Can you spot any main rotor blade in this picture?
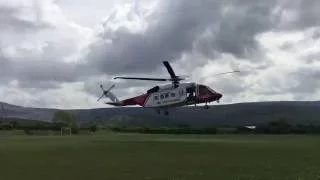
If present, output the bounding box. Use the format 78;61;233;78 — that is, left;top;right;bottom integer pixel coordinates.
114;77;169;81
106;84;115;92
97;94;105;101
100;84;104;91
214;70;240;76
163;61;177;79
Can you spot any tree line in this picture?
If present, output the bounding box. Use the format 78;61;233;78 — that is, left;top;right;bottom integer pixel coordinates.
109;118;320;135
1;113;320;135
0;110;97;135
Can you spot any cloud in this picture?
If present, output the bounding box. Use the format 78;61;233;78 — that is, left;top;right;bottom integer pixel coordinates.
83;0;282;76
82;0;320;87
0;0;92;88
1;0;320;109
0;3;52;33
273;0;320;30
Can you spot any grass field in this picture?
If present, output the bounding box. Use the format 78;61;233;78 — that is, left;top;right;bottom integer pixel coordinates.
1;133;320;180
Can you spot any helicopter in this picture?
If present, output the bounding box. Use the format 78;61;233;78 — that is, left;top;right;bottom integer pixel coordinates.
98;61;239;115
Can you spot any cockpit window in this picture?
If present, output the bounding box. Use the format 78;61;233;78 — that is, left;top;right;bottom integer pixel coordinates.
147;86;160;94
199;84;216;94
207;86;216;93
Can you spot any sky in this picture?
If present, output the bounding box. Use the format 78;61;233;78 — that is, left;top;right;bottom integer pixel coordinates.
0;0;319;109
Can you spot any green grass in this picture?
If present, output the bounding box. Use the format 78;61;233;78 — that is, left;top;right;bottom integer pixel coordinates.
1;133;320;180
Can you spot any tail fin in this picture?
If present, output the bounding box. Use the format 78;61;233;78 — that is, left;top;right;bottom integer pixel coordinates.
105;91;120;103
97;84;120;104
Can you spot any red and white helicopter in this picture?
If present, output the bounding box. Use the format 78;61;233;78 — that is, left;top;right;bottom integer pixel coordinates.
98;61;238;115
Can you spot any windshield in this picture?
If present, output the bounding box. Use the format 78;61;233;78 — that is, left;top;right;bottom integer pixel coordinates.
199;84;216;93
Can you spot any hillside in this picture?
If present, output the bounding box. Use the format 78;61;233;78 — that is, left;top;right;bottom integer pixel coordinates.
1;101;319;128
0;102;57;122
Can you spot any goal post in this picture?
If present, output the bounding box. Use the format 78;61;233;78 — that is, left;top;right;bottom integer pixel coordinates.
60;127;72;136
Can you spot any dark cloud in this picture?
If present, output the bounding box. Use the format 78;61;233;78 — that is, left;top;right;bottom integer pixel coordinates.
78;0;320;102
199;1;278;59
0;59;79;89
0;42;82;89
0;1;87;90
4;0;319;86
85;0;221;75
83;0;297;77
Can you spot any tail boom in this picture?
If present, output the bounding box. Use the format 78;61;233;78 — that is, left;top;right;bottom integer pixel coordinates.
106;94;150;107
105;102;124;106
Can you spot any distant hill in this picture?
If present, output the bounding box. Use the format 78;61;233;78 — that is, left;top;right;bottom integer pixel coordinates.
0;102;57;122
1;101;319;128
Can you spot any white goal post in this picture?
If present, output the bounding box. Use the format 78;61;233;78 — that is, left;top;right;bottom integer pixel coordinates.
60;127;72;136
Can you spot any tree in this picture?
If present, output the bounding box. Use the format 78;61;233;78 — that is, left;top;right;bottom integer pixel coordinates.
267;117;291;134
11;121;18;130
90;124;97;132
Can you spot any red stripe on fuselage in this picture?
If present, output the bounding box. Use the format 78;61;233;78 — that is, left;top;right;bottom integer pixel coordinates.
121;94;150;106
197;85;220;103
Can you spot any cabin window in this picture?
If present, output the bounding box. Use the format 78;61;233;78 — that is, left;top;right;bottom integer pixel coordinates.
170;93;176;97
165;93;169;98
154;95;159;100
160;94;164;99
179;90;184;96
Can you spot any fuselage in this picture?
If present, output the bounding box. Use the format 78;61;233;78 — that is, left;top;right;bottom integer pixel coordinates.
114;82;222;108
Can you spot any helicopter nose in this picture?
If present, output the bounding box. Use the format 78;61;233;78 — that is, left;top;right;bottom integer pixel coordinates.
214;93;222;103
217;93;222;99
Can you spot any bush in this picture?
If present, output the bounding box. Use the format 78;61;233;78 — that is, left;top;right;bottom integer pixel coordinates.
71;126;80;134
90;124;98;132
24;129;34;135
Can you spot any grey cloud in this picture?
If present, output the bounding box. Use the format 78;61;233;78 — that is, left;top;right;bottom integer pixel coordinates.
6;0;313;87
288;68;320;95
0;6;52;33
15;61;78;83
16;81;60;89
274;0;320;30
83;0;291;77
0;1;74;89
201;1;277;59
0;1;87;90
0;59;79;89
305;53;320;64
84;0;222;75
312;29;320;39
215;78;247;95
80;0;320;102
296;1;320;28
1;0;320;108
0;42;82;89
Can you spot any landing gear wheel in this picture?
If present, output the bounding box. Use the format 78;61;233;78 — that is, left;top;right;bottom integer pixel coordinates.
204;103;209;109
164;110;169;116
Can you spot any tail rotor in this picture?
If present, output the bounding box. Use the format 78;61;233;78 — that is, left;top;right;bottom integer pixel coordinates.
97;84;115;102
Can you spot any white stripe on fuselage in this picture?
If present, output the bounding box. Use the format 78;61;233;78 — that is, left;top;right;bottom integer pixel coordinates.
144;82;196;108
